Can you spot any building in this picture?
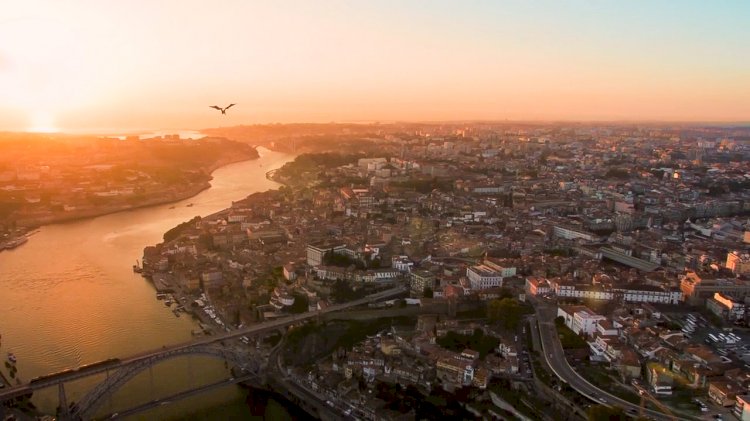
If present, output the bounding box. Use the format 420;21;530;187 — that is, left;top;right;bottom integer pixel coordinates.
555;283;614;300
466;262;515;290
553;279;680;304
572;309;607;336
410;270;435;294
557;305;605;335
707;292;746;321
709;380;741;407
306;242;347;267
436;354;475;385
680;272;750;305
733;395;750;421
553;225;599;242
283;264;297;281
525;276;551;296
618;285;682;305
391;255;414;273
727;251;750;275
467;265;502;290
200;270;223;289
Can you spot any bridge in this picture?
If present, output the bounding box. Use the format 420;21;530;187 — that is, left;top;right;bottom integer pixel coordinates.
0;285;407;420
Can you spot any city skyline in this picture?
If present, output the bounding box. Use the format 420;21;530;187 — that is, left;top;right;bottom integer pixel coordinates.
0;1;748;132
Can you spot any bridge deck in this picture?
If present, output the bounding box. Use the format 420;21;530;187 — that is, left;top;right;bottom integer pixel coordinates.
0;286;407;402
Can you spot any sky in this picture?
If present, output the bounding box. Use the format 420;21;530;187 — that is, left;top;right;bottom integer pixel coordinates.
0;1;748;132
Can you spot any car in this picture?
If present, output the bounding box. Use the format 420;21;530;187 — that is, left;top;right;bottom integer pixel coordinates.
598;398;606;403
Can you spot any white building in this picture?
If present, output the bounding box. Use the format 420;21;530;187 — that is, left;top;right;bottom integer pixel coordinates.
573;309;607;336
557;305;606;336
306;242;347;267
553;225;599;242
553;282;682;305
391;256;414;273
618;286;683;305
555;283;614;300
466;259;516;290
467;265;503;290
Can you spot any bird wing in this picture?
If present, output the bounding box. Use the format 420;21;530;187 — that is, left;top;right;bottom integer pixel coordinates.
209;105;222;110
225;103;236;110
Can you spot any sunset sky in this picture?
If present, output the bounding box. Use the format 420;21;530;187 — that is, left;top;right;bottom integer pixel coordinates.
0;1;748;132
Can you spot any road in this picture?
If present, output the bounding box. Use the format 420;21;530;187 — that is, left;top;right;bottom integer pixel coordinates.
533;301;696;421
0;286;407;402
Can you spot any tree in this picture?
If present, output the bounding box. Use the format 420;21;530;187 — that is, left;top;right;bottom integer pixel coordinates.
487;298;524;330
288;293;309;314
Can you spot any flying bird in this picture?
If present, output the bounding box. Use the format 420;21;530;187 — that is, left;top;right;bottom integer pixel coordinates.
209;103;236;115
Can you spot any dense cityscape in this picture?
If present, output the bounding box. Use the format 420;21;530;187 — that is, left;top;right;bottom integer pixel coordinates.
12;122;739;420
2;1;750;420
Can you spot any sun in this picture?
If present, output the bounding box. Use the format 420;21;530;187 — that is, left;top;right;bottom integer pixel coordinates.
27;111;59;133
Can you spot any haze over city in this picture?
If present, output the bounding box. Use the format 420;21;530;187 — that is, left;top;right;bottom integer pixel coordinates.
1;0;749;132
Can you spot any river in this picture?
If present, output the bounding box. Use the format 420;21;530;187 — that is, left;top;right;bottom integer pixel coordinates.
0;147;294;419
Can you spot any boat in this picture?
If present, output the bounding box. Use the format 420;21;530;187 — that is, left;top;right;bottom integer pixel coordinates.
164;300;173;306
7;352;16;364
168;205;175;209
132;260;143;273
186;203;194;207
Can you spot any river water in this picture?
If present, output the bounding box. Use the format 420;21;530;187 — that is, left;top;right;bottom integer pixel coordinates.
0;147;294;418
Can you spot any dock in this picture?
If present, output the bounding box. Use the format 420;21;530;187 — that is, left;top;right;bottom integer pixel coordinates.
151;273;175;293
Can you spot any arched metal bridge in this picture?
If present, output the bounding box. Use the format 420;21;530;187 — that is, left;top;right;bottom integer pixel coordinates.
0;285;407;420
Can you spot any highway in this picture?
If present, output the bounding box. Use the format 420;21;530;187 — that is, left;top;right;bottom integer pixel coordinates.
533;302;696;421
0;285;407;403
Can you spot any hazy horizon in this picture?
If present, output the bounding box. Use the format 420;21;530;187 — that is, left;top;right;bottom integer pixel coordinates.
1;1;749;132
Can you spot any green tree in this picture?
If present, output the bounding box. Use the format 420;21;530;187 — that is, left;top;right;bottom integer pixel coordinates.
487;298;524;330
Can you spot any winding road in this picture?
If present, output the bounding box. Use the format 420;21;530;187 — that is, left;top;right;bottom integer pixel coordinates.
533;301;696;421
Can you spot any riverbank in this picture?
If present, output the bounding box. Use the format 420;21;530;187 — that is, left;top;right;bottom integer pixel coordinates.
3;152;260;251
0;149;294;418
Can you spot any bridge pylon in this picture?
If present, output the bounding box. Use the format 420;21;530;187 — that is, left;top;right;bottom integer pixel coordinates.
58;383;72;421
